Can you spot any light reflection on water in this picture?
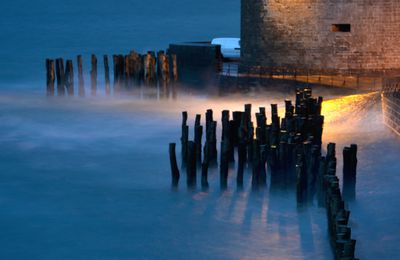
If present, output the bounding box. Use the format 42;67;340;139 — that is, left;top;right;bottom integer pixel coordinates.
0;88;398;259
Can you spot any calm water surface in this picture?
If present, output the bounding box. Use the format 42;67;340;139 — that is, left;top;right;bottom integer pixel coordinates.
0;1;399;259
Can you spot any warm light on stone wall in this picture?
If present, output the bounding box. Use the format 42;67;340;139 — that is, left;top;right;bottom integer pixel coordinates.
241;0;400;73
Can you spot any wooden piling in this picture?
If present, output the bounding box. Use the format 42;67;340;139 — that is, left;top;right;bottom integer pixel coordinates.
90;54;97;96
186;141;197;188
46;59;55;96
205;109;217;164
181;111;189;165
104;55;111;95
65;60;74;96
194;114;203;164
169;143;180;187
77;55;84;96
171;54;178;81
56;58;65;96
343;144;358;201
157;51;164;80
144;52;156;85
124;55;130;87
157;51;171;84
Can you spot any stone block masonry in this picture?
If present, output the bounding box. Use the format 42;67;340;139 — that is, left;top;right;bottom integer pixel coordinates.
241;0;400;74
382;77;400;136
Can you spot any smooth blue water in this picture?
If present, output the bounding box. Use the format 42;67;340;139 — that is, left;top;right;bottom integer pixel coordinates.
0;0;240;88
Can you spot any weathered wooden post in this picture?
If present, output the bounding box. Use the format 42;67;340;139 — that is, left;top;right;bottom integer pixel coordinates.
238;112;248;164
205;109;217;164
157;51;164;80
194;114;203;164
131;51;143;86
119;54;126;87
171;54;178;82
113;55;118;89
244;104;252;123
144;52;151;85
221;110;233;165
157;51;170;84
181;111;189;165
144;52;156;86
210;121;218;163
232;111;242;146
169;143;180;187
186;141;197;188
77;55;85;96
65;60;74;96
56;58;65;96
104;55;111;95
162;54;170;84
113;54;125;91
124;55;130;87
343;144;358;201
90;54;97;96
46;59;55;96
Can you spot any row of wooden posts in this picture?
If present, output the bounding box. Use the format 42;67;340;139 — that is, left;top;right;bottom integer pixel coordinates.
168;88;358;259
45;51;178;96
315;142;358;259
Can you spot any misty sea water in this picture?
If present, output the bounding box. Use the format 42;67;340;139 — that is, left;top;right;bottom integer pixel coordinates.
0;1;399;260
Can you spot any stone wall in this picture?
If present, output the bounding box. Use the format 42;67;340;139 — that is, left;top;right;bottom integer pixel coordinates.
382;77;400;136
241;0;400;73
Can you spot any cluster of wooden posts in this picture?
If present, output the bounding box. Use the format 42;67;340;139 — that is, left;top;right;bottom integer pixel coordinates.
45;51;178;96
168;87;358;259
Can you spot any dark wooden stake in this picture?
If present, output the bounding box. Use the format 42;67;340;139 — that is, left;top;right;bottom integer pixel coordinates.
65;60;74;96
169;143;180;187
181;111;189;165
77;55;84;96
343;144;358;201
56;58;65;96
186;141;197;188
194;114;203;164
171;54;178;81
90;54;97;96
104;55;111;95
46;59;55;96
